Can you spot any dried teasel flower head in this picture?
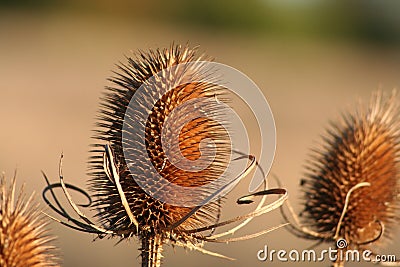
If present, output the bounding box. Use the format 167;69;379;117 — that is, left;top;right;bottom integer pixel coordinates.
42;44;287;267
90;44;232;236
1;174;59;267
296;91;400;257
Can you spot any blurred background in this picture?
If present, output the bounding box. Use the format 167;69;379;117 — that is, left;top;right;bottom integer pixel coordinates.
1;1;400;266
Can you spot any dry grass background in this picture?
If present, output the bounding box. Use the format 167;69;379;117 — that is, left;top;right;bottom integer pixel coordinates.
0;6;400;267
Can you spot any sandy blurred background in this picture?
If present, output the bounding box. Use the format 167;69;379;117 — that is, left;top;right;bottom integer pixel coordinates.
1;1;400;266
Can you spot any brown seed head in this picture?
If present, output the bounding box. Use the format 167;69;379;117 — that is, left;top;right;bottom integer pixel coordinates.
40;44;287;267
300;91;400;249
90;44;231;240
0;175;59;267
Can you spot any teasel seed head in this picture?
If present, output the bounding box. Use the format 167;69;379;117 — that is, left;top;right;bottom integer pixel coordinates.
300;91;400;251
0;175;59;267
89;44;231;263
40;44;287;267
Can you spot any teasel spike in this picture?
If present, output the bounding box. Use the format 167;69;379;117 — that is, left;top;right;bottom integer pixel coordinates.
281;90;400;266
1;173;59;267
42;44;288;267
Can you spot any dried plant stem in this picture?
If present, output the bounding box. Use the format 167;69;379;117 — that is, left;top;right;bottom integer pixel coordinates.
141;235;163;267
333;257;345;267
332;246;346;267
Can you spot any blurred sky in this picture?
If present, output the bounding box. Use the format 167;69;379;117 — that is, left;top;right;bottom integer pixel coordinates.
1;1;400;267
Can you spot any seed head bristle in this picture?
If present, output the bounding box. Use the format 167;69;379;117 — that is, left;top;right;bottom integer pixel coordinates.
300;91;400;250
0;175;59;267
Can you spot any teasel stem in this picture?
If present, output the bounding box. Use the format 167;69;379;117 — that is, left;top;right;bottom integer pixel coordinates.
333;255;345;267
141;234;163;267
332;246;347;267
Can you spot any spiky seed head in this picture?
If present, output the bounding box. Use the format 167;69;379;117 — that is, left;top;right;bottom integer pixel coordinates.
300;91;400;249
90;44;231;239
0;175;59;267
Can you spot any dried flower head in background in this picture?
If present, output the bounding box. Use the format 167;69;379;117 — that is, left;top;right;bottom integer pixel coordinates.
1;174;59;267
43;44;287;267
285;91;400;266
